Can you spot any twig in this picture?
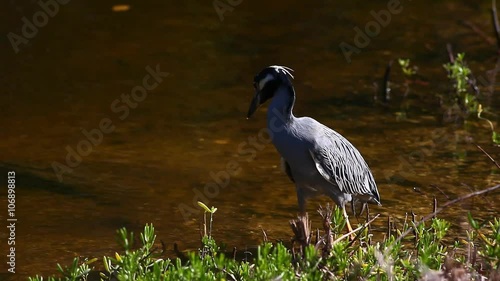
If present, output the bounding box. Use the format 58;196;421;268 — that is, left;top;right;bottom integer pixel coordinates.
290;213;312;255
472;245;478;269
387;215;391;238
411;210;417;244
344;214;381;248
332;214;380;245
461;20;496;46
433;197;437;219
447;43;455;63
492;0;500;51
475;143;500;169
366;207;372;245
461;182;493;205
317;204;333;256
395;184;500;244
366;205;371;235
261;228;268;242
382;60;393;103
160;240;167;255
430;184;451;199
467;71;481;96
467;222;472;264
173;243;188;261
221;268;237;281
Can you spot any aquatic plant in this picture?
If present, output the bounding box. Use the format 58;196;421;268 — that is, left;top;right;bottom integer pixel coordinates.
28;200;500;281
443;53;500;144
443;53;477;115
398;58;417;78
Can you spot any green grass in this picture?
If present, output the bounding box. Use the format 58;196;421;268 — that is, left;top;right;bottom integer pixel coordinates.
29;205;500;281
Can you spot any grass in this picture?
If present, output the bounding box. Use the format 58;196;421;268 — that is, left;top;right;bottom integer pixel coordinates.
28;203;500;281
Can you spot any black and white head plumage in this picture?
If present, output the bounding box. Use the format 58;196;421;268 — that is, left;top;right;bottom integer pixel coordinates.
253;65;294;91
270;65;294;79
246;66;296;118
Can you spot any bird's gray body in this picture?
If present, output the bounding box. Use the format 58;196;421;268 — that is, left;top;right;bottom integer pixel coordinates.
248;66;380;213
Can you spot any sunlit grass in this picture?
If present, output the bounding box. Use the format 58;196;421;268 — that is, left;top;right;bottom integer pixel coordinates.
28;205;500;281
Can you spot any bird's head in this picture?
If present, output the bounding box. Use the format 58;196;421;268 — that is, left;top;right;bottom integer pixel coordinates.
247;65;294;118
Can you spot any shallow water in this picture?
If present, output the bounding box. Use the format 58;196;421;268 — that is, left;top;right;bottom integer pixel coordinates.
1;0;499;279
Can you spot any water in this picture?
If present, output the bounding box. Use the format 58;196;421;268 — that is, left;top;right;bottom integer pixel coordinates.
1;0;499;279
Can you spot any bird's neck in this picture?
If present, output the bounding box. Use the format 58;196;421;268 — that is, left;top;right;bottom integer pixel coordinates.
267;85;296;127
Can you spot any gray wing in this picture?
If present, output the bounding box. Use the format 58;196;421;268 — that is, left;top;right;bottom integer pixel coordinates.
308;127;380;203
280;157;295;183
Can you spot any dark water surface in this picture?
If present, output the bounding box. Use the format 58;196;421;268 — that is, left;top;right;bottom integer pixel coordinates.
1;0;499;279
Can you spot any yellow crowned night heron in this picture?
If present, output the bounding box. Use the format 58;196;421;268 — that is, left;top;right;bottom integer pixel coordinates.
246;65;381;232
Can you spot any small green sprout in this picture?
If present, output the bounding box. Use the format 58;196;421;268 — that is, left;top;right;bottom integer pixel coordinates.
398;58;417;77
197;201;217;214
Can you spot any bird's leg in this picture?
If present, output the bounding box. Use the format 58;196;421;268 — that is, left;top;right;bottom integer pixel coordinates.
342;206;355;238
296;186;306;217
350;199;357;217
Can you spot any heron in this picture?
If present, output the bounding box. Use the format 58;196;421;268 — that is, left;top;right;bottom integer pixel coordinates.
246;65;381;233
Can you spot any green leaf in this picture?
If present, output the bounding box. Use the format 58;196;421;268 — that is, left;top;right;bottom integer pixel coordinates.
197;201;211;213
468;212;479;230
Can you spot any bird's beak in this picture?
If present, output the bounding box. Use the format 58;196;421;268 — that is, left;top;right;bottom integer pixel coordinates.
246;89;261;119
